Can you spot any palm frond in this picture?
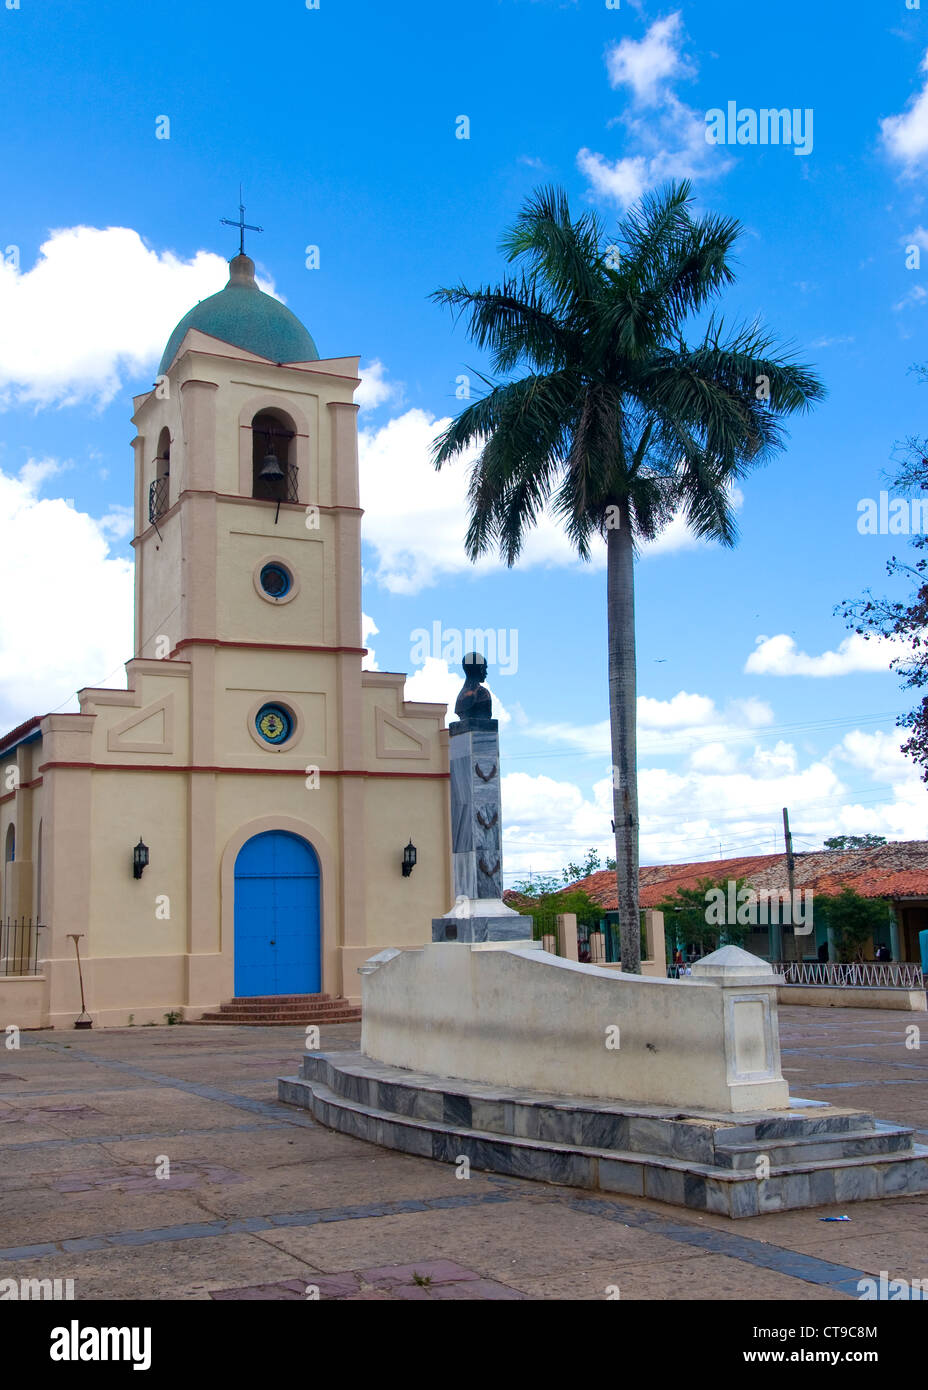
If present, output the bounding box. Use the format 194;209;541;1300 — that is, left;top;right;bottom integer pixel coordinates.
499;184;605;314
430;277;569;375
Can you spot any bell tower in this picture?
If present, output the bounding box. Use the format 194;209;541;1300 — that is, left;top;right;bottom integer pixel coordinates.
131;250;363;664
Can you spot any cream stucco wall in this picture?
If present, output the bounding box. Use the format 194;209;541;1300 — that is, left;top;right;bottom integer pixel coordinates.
0;329;452;1028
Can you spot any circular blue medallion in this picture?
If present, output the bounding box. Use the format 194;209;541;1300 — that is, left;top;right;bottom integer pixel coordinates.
259;562;292;599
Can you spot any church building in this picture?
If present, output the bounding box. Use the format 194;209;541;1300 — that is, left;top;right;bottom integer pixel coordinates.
0;247;451;1028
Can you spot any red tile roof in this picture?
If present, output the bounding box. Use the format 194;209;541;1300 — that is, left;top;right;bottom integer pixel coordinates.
560;842;928;907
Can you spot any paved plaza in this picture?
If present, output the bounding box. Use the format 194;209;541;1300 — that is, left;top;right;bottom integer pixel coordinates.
1;1006;925;1301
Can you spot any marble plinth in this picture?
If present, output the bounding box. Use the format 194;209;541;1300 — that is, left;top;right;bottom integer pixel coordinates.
279;1051;928;1219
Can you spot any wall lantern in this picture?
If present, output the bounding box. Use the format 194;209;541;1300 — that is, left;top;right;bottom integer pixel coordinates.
402;840;417;877
133;838;150;880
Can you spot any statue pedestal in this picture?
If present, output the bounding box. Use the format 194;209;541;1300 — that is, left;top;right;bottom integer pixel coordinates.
431;717;526;943
431;896;528;943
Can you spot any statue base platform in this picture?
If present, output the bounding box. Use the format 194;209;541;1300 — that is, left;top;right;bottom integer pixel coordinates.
280;1051;928;1219
432;895;527;943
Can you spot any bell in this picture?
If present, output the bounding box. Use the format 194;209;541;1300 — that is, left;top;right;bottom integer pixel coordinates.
259;450;284;483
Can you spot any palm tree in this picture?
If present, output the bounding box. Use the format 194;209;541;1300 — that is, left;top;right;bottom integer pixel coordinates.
431;182;825;972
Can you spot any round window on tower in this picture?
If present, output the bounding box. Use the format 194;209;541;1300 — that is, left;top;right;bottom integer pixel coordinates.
255;703;294;746
260;562;291;598
253;556;300;605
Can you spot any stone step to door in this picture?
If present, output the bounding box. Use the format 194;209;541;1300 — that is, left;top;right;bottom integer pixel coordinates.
202;1013;362;1025
217;1001;353;1016
227;994;334;1006
198;996;361;1025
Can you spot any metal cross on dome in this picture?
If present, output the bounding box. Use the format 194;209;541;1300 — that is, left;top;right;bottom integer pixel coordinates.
220;187;263;256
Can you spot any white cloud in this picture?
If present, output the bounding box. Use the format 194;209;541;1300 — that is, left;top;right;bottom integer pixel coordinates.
578;17;729;208
579;97;723;210
577;149;651;209
355;360;403;412
359;408;721;595
0;462;133;731
881;50;928;168
749;740;798;776
638;691;716;729
0;227;279;408
745;632;905;678
689;740;738;774
809;335;854;349
499;720;928;879
894;283;928;312
906;226;928;251
359;408;586;593
502;770;608;880
605;12;691;105
361;613;379;670
526;692;774;761
835;728;912;783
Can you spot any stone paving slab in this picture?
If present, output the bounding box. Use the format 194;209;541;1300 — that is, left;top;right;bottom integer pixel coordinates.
514;1252;854;1301
209;1258;526;1300
0;1006;923;1301
256;1199;703;1277
0;1232;326;1301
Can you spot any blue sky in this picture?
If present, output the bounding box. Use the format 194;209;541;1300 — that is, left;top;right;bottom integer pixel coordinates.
3;0;928;881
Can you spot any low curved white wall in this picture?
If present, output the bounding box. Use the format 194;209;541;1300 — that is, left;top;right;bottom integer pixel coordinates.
360;943;789;1114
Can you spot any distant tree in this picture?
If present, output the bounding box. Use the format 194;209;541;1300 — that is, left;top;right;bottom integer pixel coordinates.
510;849;617;900
822;834;887;851
839;379;928;780
655;876;755;954
562;848;617;882
818;889;888;963
507;874;563;900
506;879;605;923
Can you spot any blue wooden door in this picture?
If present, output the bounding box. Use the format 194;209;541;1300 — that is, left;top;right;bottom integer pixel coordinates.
234;831;321;996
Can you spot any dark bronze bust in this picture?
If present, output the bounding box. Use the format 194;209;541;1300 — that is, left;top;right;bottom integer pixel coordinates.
454;652;493;723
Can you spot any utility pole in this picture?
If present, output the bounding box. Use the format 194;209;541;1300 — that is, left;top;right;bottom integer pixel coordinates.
783;807;797;963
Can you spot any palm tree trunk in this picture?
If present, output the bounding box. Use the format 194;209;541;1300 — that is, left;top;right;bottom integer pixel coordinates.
608;506;641;973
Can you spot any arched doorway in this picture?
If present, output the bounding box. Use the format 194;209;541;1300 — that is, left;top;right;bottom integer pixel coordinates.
233;831;321;996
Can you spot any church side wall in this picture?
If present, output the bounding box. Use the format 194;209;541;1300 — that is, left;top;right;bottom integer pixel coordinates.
0;735;48;1027
360;776;450;949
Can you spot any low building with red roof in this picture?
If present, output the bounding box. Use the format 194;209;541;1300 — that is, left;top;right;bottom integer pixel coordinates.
507;844;928;964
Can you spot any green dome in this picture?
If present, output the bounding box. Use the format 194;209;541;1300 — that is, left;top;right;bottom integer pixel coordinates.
158;254;319;374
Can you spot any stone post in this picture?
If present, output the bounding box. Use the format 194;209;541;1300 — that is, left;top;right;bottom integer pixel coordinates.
643;909;667;975
768;920;784;964
689;946;789;1111
556;913;578;962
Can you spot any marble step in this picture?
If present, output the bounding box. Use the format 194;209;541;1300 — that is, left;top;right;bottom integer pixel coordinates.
277;1064;928;1219
298;1051;882;1167
714;1124;913;1170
